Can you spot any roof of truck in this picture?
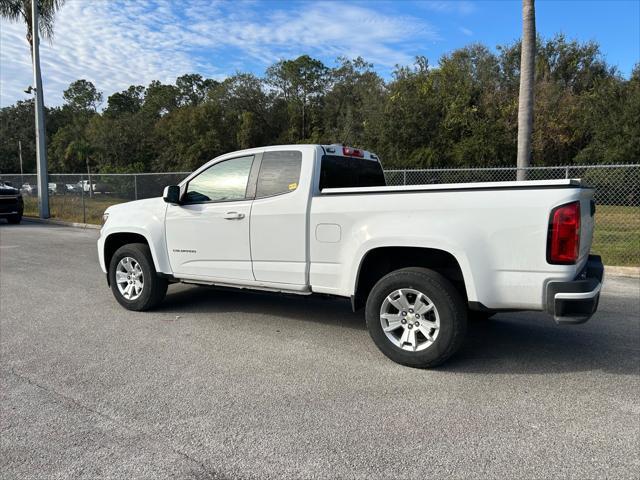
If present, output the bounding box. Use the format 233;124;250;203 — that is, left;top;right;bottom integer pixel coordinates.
208;144;380;163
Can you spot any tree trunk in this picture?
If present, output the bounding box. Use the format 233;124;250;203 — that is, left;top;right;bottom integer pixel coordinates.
31;1;50;218
517;0;536;181
301;96;306;140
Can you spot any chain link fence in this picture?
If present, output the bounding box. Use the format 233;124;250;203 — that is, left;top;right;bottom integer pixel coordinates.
0;172;189;225
1;165;638;266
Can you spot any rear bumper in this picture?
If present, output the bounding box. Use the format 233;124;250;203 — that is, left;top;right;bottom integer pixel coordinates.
545;255;604;324
0;196;23;216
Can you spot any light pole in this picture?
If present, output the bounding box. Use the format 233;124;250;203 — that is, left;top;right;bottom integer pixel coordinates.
31;0;50;218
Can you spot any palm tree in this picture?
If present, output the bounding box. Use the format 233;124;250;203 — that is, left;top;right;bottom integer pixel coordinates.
517;0;536;181
1;0;65;217
0;0;65;49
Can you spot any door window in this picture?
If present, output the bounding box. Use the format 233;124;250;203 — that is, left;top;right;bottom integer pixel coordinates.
256;151;302;198
184;156;254;203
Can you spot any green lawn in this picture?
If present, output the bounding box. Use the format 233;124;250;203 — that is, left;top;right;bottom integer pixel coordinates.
24;197;640;267
592;205;640;267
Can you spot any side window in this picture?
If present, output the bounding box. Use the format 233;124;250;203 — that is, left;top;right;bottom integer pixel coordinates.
185;156;253;203
256;151;302;198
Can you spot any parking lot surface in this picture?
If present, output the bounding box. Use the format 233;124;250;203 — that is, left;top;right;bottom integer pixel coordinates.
1;223;639;479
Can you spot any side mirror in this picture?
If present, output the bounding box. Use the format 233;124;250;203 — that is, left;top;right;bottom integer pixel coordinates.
163;185;181;204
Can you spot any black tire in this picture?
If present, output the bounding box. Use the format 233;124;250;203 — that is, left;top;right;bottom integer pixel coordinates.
109;243;167;311
7;213;22;224
365;267;467;368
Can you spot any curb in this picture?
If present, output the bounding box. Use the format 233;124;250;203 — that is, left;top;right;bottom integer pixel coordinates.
24;216;101;230
605;266;640;279
20;217;640;278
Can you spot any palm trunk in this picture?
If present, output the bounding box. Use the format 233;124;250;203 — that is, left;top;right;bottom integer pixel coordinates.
517;0;536;181
31;1;50;217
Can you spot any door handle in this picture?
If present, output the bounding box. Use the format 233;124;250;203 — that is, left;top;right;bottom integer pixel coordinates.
224;211;245;220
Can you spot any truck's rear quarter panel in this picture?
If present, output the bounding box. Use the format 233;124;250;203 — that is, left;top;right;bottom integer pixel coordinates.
310;184;594;311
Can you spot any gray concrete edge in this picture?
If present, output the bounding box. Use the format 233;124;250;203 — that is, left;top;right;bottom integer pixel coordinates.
24;216;101;230
605;266;640;279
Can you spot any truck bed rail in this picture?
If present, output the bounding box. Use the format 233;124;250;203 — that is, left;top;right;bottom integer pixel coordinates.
321;178;585;195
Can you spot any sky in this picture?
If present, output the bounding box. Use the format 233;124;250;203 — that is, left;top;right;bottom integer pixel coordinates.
1;0;639;107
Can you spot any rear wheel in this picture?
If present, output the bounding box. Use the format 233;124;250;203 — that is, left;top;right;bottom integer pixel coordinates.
109;243;167;311
365;267;467;368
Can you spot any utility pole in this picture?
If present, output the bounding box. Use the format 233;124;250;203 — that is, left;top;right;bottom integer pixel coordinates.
18;140;24;185
32;0;50;218
86;158;93;198
517;0;536;181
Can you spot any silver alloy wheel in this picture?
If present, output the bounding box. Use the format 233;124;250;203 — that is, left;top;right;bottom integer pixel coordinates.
380;288;440;352
115;256;144;301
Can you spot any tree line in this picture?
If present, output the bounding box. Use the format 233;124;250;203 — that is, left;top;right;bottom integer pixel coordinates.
1;35;638;174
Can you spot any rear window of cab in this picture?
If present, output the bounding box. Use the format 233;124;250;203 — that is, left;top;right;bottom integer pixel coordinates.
319;155;386;190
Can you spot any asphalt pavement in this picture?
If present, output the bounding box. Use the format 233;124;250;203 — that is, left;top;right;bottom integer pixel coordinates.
1;222;639;479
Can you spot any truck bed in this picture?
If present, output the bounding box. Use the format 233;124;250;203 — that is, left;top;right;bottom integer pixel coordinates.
311;177;595;310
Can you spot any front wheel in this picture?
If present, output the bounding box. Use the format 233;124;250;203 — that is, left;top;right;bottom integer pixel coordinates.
109;243;167;311
365;267;467;368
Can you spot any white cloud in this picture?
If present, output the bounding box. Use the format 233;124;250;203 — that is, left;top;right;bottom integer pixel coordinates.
0;0;439;107
459;27;473;37
419;1;476;15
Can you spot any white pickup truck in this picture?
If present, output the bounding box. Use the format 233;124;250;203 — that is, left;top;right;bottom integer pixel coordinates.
98;145;603;367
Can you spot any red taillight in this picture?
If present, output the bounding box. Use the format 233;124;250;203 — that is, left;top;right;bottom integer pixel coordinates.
547;201;581;264
343;146;364;158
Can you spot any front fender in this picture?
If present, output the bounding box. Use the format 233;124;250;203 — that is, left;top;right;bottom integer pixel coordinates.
98;198;171;274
